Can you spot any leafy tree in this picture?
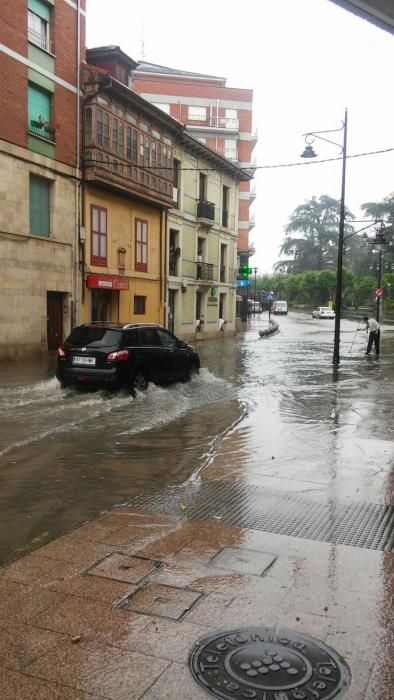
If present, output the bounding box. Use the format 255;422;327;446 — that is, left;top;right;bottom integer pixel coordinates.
361;193;394;224
275;195;355;273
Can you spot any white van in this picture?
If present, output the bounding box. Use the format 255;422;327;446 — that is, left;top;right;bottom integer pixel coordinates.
272;301;288;315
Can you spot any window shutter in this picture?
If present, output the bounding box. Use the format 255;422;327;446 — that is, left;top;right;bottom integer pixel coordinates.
30;176;50;237
28;0;51;22
28;84;50;123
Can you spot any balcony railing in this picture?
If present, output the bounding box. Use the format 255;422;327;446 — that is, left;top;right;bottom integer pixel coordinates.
196;261;215;281
28;27;52;53
209;117;239;130
28;122;56;143
197;199;215;221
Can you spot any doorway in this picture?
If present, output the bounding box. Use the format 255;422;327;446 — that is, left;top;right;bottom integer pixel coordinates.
168;289;176;333
47;292;64;350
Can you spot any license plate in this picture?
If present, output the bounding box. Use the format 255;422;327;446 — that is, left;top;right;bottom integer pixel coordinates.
73;356;96;366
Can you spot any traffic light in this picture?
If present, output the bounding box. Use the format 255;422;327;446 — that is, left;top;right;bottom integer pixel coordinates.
239;264;252;278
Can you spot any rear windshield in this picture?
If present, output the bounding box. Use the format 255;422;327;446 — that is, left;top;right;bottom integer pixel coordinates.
66;327;121;347
321;308;332;312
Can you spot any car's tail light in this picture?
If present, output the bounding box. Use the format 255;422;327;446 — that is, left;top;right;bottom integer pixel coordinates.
107;349;129;362
57;347;66;358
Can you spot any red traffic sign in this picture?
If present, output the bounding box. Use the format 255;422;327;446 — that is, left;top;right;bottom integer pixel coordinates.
375;288;384;298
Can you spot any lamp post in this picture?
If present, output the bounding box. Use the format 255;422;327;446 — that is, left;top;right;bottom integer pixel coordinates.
301;109;348;365
253;267;258;314
368;223;387;322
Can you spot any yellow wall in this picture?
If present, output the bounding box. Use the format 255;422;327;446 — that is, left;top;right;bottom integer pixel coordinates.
82;186;164;325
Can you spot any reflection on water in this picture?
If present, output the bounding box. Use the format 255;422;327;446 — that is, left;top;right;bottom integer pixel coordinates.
0;313;393;564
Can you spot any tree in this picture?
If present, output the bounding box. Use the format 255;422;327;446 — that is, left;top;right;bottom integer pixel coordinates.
361;192;394;224
275;195;355;274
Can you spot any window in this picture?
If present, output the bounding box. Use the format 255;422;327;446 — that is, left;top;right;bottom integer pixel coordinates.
156;328;178;348
225;139;237;161
91;205;107;266
84;108;93;147
132;129;138;163
144;136;150;166
188;106;207;121
96;109;103;146
138;328;160;345
152;103;170;115
28;83;52;136
112;119;118;154
222;185;229;227
199;172;207;200
134;296;146;314
103;113;109;150
29;175;50;237
28;1;51;53
225;108;238;129
126;127;132;161
135;219;148;272
118;123;124;158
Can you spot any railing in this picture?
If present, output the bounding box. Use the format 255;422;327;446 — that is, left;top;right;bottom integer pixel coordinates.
197;199;215;221
196;261;215;281
209;117;239;130
28;122;56;142
28;27;52;53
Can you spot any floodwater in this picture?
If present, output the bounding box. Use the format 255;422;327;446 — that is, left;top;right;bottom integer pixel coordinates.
0;312;393;564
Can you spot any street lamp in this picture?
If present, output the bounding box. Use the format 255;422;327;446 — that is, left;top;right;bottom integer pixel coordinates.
253;267;258;314
368;222;387;322
301;109;348;365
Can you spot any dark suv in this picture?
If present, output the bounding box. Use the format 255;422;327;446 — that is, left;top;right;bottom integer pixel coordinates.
56;323;200;392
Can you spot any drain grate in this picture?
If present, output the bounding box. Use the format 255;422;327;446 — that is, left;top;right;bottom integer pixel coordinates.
129;480;394;552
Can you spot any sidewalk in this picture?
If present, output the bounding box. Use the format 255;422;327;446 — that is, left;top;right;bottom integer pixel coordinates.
0;494;392;699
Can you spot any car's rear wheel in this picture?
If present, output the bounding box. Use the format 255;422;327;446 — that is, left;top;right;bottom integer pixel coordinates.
131;370;149;393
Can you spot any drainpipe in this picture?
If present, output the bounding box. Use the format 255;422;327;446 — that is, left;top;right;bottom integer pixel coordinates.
161;208;168;327
72;0;81;329
216;99;219;151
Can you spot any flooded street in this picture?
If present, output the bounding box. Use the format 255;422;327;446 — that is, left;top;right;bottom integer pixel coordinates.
0;312;393;565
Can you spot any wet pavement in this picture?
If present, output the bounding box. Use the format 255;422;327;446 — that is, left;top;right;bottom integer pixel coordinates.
0;312;393;698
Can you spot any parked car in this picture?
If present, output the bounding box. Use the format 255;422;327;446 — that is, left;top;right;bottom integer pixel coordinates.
312;307;335;319
272;301;288;315
56;323;200;392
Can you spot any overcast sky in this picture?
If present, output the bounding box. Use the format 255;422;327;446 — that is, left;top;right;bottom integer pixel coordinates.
86;0;394;273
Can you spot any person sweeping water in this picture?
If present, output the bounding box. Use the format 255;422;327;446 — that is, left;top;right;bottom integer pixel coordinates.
362;316;380;356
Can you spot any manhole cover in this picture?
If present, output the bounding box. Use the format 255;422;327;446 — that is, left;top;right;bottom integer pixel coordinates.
189;626;350;699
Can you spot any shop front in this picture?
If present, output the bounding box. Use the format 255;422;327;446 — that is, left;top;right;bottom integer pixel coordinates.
86;275;129;323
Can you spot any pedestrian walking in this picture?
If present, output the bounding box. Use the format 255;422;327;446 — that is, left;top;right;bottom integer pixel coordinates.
362;316;380;356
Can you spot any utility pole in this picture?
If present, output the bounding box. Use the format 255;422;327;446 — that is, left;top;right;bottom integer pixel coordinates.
253;267;258;315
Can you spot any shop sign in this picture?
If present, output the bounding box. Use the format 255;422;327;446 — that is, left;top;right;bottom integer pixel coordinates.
86;274;129;291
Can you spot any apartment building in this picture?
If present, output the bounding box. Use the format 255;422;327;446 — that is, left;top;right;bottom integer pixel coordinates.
82;47;250;338
81;47;184;327
167;132;251;339
132;63;257;268
0;0;85;358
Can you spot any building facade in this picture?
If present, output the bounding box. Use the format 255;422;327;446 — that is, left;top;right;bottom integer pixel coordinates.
131;63;257;268
81;48;183;328
167;133;250;339
82;47;250;339
0;0;85;358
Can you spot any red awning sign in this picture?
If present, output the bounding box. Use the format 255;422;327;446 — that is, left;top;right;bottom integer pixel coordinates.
86;274;129;291
375;288;383;298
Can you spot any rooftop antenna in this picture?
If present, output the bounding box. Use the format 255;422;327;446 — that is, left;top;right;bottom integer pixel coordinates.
140;17;145;62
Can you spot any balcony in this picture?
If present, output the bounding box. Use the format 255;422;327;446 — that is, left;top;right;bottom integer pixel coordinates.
197;199;215;222
249;215;256;230
28;121;56;143
209;116;239;131
196;261;215;282
28;27;52;54
250;186;256;202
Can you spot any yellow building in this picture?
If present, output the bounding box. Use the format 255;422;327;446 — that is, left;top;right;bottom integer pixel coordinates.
81;48;183;326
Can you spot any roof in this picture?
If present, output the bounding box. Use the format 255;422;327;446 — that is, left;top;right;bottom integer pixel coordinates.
86;46;139;70
329;1;394;34
134;61;225;82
